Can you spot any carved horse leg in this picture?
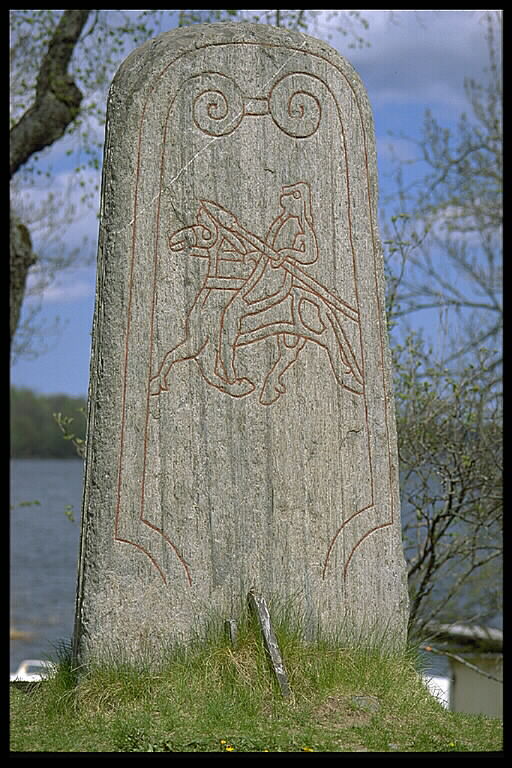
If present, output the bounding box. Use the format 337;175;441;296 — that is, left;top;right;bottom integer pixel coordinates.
150;333;254;398
196;339;255;397
260;334;307;405
150;288;255;398
253;289;365;401
218;293;248;384
149;337;200;395
149;288;212;395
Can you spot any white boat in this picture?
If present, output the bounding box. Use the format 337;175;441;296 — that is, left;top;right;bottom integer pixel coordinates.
10;659;57;683
422;674;450;708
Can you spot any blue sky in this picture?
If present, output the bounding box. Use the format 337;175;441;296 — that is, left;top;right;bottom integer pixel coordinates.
10;10;497;397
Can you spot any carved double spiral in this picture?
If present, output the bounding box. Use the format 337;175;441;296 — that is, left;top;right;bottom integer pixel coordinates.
183;71;326;139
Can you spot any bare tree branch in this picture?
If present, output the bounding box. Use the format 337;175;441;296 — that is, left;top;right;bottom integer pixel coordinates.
421;644;502;683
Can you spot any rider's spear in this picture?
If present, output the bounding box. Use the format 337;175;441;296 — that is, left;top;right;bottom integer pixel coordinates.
199;199;359;325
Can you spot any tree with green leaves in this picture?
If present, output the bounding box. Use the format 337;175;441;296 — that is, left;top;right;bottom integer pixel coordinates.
393;336;502;634
383;11;502;633
10;10;166;358
10;387;87;459
383;12;502;402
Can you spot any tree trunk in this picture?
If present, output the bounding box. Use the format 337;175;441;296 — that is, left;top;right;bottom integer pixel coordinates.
10;10;91;347
10;214;37;344
10;10;91;178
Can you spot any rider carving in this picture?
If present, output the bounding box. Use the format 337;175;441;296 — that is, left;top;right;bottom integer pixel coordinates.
218;181;318;388
149;181;363;405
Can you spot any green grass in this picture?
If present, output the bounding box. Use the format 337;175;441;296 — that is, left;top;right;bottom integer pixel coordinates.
10;611;503;753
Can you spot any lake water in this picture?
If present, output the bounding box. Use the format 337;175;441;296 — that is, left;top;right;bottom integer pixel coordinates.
10;459;83;674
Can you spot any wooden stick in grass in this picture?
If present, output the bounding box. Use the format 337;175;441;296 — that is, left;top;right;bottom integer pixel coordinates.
247;589;291;699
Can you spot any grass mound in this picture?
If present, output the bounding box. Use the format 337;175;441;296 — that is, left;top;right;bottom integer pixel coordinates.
10;610;503;752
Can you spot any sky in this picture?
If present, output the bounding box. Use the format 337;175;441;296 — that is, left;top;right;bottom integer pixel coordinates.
10;10;499;397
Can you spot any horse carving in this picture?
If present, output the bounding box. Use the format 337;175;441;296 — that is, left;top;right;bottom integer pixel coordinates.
150;182;364;405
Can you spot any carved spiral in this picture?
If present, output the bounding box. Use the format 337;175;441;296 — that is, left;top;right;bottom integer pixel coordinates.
269;73;323;138
190;73;244;137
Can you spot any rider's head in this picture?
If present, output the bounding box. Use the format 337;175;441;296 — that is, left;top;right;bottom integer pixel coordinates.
279;182;312;224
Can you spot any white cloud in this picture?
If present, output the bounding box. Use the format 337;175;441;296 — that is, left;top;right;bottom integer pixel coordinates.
337;10;498;112
41;277;96;303
25;265;97;305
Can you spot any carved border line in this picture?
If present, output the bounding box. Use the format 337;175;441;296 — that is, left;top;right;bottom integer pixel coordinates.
150;69;372;579
115;38;396;586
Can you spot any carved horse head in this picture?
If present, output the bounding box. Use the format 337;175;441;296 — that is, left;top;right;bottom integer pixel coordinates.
168;207;220;257
168;204;248;259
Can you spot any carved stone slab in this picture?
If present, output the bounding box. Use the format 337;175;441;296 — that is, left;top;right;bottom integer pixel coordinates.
73;22;409;665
